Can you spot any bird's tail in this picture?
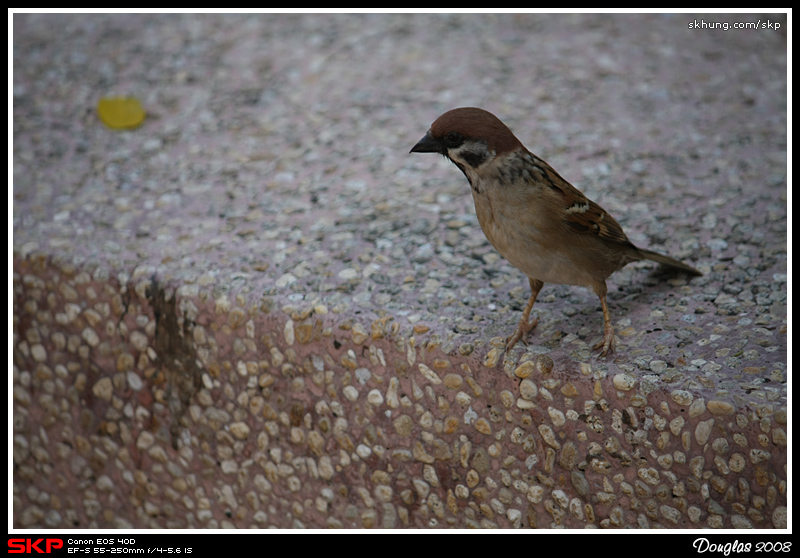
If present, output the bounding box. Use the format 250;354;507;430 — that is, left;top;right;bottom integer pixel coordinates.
639;249;702;276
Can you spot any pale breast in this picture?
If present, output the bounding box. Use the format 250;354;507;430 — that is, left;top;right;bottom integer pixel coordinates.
469;179;609;288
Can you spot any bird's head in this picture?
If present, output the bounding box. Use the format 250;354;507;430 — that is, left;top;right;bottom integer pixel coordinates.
410;107;524;173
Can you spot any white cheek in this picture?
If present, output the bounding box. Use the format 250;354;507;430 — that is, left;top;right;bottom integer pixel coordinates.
448;143;495;169
447;145;469;163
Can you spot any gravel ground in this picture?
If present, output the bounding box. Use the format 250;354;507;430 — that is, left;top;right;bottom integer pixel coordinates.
12;13;787;529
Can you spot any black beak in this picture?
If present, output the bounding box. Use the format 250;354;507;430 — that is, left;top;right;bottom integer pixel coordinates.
410;131;444;154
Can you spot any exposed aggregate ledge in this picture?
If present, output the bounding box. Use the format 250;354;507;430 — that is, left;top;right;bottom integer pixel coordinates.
12;13;787;529
12;252;788;529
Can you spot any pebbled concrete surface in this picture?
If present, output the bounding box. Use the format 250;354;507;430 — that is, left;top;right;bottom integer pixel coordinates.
12;13;787;529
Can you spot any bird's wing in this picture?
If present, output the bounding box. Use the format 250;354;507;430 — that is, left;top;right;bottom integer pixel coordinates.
530;153;633;246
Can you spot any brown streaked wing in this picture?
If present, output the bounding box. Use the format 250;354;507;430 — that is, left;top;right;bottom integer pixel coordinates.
540;162;633;246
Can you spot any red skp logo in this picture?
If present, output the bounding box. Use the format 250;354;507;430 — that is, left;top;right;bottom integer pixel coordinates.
8;539;64;553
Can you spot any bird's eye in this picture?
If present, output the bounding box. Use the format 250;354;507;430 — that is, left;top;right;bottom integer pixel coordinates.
444;132;463;147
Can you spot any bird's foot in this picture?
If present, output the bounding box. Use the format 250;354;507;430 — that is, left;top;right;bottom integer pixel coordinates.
593;322;615;357
505;316;539;351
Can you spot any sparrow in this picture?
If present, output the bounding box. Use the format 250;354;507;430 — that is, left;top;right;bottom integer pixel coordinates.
410;107;701;356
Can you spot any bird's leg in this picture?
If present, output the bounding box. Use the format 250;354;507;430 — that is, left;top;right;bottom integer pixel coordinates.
506;278;544;351
591;281;615;356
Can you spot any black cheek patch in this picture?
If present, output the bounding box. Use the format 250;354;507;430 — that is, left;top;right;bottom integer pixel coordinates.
461;149;490;169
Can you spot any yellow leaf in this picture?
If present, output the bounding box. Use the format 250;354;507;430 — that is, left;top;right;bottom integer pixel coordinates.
97;97;146;130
